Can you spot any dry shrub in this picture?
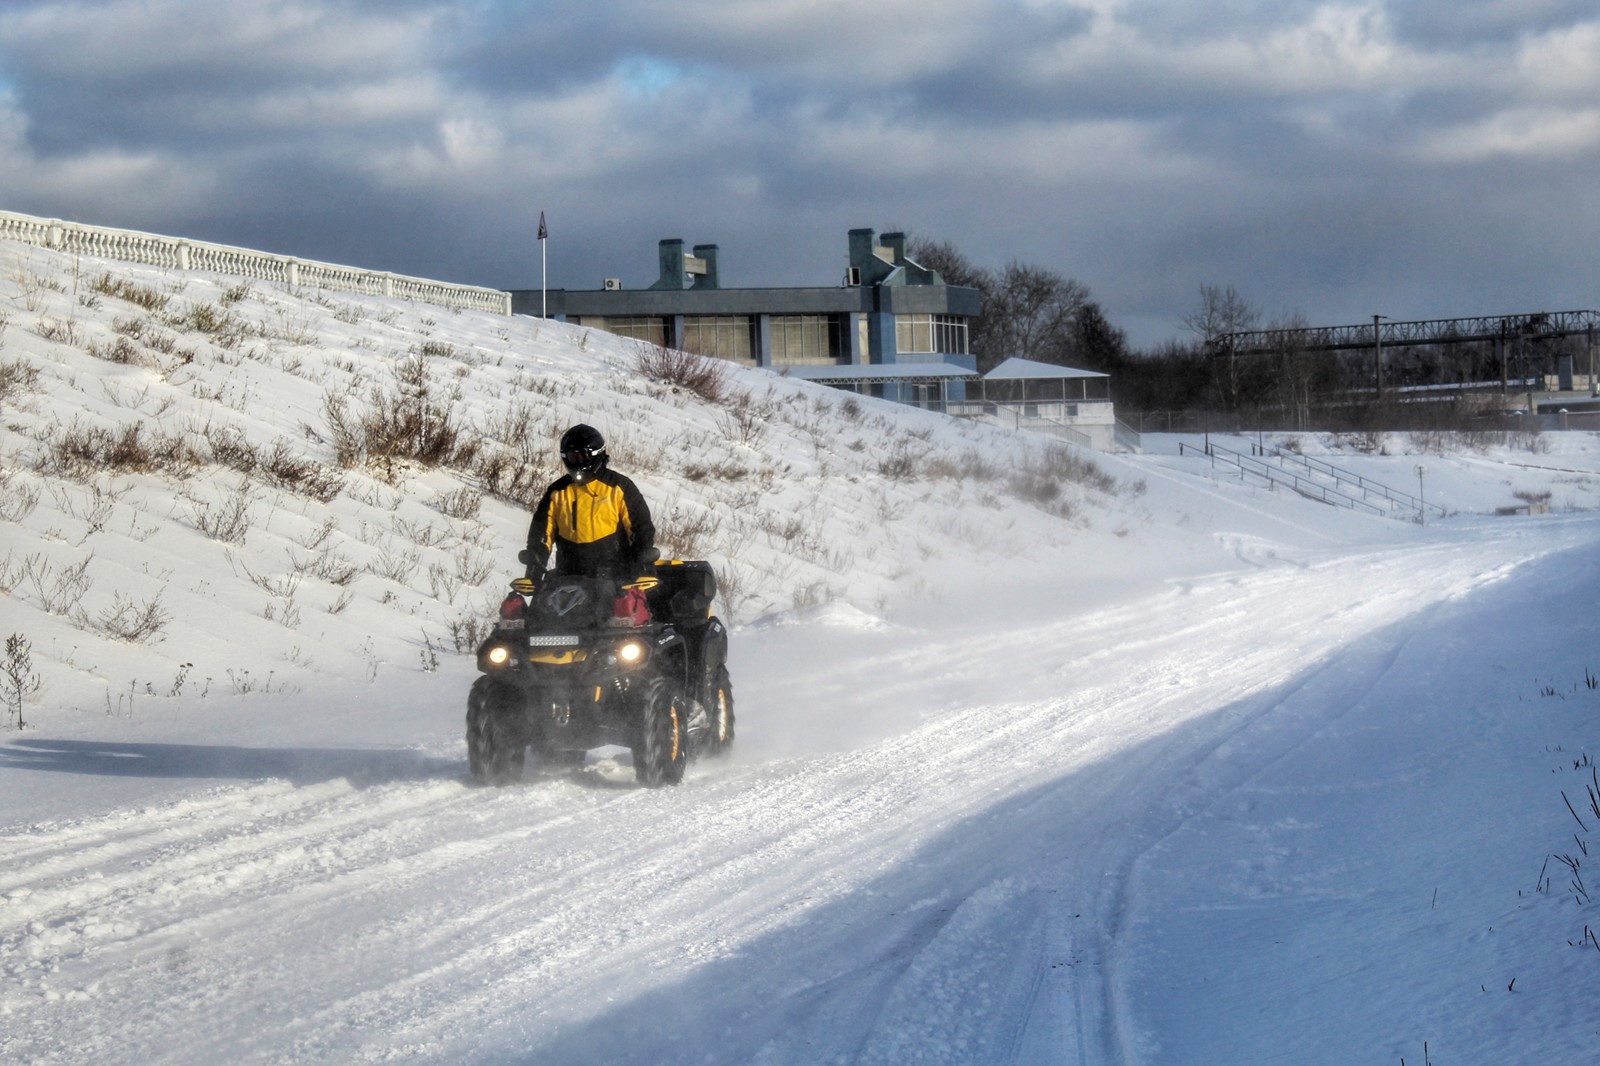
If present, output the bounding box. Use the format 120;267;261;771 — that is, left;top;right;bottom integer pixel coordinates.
165;301;247;348
480;400;550;445
924;449;1002;482
635;343;730;404
717;394;768;445
448;612;493;653
188;481;255;543
1451;428;1504;452
317;358;470;473
98;591;171;644
188;422;345;499
208;426;259;473
0;357;41;403
0;469;42;523
1026;445;1117;494
144;329;180;356
318;390;364;467
35;316;81;346
1512;430;1551;454
39;421;204;479
657;506;722;559
1006;445;1116;516
91;272;170;312
364;357;467;466
433;486;482;521
86;335;142;364
258;440;343;502
878;445;920;482
473;448;548;507
682;460;751;482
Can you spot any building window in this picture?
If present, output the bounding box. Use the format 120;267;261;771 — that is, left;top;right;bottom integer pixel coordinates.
895;314;968;355
682;316;755;364
770;315;843;364
573;315;667;347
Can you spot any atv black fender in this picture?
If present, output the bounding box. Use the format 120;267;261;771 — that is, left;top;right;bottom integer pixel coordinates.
693;617;728;702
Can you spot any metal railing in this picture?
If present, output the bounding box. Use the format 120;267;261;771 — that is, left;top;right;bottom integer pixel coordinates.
1178;441;1395;517
1113;418;1143;453
1265;448;1445;516
949;401;1094;446
0;209;513;315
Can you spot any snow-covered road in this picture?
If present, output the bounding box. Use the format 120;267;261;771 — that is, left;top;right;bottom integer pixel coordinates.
6;514;1584;1065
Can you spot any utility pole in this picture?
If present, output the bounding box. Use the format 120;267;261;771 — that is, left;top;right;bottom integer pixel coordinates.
537;211;548;319
1589;324;1596;397
1373;314;1386;401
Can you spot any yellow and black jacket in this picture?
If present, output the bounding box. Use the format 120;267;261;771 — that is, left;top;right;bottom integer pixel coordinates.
526;468;655;578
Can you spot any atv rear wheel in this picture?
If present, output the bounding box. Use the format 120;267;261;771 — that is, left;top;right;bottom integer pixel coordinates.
467;677;525;786
706;664;735;757
633;677;687;787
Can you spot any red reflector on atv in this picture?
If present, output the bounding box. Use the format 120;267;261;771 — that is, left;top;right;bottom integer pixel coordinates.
611;587;651;627
499;593;527;621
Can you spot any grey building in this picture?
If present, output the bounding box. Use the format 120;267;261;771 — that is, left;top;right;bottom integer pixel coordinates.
509;228;981;409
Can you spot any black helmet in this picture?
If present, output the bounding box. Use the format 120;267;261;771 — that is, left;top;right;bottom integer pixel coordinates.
559;424;607;483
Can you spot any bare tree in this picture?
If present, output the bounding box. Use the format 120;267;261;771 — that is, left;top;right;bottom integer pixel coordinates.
905;235;1114;373
1262;311;1315;429
903;237;989;293
1184;284;1264;413
1182;283;1260;346
1071;301;1129;373
985;262;1090;369
905;235;999;368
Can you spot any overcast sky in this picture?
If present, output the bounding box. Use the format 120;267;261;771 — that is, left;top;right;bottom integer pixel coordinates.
2;0;1596;348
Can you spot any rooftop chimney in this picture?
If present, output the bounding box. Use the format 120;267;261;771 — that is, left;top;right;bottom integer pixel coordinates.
650;238;686;290
848;228;894;286
881;232;907;265
690;244;720;289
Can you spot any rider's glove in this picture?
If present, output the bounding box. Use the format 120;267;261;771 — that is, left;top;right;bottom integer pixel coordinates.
518;548;544;582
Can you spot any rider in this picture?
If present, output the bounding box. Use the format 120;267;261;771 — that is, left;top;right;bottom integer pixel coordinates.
523;424;657;581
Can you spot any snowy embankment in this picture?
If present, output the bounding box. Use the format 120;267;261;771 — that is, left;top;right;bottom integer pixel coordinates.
3;239;1599;1063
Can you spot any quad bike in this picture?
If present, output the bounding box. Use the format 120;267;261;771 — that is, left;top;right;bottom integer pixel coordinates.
466;560;733;787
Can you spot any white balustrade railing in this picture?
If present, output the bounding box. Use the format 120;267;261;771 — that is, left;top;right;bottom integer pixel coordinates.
0;208;512;315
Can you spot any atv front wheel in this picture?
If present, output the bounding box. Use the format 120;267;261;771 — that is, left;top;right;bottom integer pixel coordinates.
706;665;735;757
633;677;687;787
467;677;526;786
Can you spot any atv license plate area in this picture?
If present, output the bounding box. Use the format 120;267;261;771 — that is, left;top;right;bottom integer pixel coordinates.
527;634;581;648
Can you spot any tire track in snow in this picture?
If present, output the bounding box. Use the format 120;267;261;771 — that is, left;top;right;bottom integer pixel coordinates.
740;529;1555;1065
1;771;661;1016
0;520;1581;1064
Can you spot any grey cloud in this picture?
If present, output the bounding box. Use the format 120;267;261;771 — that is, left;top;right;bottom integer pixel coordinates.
0;0;1595;350
1;0;446;154
1390;0;1599;46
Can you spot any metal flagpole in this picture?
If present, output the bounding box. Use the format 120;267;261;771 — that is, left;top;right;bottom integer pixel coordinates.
537;211;548;319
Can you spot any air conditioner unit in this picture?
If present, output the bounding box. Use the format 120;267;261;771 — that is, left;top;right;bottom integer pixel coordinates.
603;278;622;291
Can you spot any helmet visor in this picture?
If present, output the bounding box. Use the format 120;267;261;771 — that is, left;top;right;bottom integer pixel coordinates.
562;445;601;471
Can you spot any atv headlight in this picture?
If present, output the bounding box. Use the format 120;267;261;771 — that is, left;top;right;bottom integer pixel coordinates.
616;640;647;666
486;645;512;667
